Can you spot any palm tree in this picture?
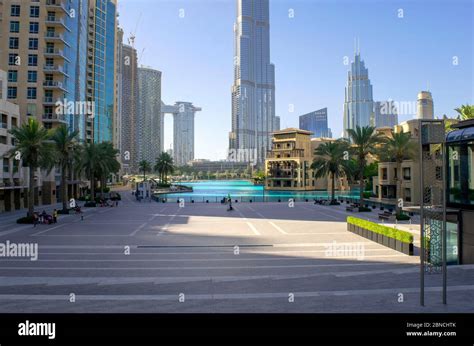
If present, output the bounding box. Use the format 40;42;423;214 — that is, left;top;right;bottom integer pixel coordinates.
81;142;120;202
50;125;79;213
347;126;385;210
82;142;103;202
454;104;474;120
383;131;418;214
154;152;174;184
138;160;151;182
8;118;55;217
311;141;352;204
96;142;120;197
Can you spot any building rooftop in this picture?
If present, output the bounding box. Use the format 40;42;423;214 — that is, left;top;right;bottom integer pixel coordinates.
273;128;313;136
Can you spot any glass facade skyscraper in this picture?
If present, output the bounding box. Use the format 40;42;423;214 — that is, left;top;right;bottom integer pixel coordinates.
299;108;331;138
229;0;278;164
343;51;374;138
86;0;117;143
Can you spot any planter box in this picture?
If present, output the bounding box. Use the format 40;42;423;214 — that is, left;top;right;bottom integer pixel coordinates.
346;223;413;256
382;235;389;247
395;240;403;252
377;233;384;244
388;237;396;250
401;242;414;256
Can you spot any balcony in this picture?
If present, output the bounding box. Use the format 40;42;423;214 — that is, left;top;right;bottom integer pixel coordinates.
45;32;70;47
43;80;68;92
45;0;68;14
45;17;71;31
42;113;68;124
44;48;70;62
43;64;69;77
266;149;305;159
43;97;58;105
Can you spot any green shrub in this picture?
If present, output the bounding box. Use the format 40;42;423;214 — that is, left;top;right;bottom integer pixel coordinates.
396;213;410;221
347;216;413;244
358;206;372;212
84;201;97;207
17;216;35;224
363;191;372;199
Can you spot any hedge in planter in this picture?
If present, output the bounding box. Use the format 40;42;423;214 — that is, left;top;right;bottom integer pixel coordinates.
347;216;414;255
347;216;413;244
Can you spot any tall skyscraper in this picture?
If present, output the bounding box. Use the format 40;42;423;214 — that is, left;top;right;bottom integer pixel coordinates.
343;50;374;138
120;44;139;174
229;0;277;164
86;0;117;143
137;67;162;167
162;102;201;167
374;101;399;128
299;107;331;138
417;91;434;119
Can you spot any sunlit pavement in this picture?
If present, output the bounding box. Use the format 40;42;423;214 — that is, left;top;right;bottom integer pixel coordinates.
0;192;473;313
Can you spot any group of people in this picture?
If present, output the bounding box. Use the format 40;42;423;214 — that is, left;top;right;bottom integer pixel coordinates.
33;209;58;227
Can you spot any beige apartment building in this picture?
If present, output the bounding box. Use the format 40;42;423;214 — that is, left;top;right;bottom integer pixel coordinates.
0;0;84;205
265;128;348;191
372;119;422;206
0;70;28;212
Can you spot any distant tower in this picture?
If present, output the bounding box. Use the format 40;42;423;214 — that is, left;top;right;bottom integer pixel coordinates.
417;91;434;119
343;47;374;138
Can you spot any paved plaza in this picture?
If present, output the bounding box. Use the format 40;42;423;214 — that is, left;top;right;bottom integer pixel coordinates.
0;191;473;313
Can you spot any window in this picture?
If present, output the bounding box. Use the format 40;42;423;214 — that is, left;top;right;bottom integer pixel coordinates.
27;104;37;117
11;5;21;17
28;54;38;66
404;188;411;202
29;22;39;34
394;168;398;179
8;54;19;66
27;71;37;83
1;114;7;129
7;87;17;99
0;136;7;145
3;159;9;173
10;21;20;33
9;37;19;49
8;70;18;83
27;87;37;100
30;6;40;18
382;168;388;180
403;167;411;180
28;38;38;50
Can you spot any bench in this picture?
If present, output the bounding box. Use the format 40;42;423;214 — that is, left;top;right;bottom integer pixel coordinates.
346;203;359;212
378;210;395;221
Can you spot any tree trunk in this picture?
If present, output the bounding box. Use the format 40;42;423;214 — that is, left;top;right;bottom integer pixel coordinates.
28;166;36;218
331;172;336;203
61;163;68;212
396;160;402;215
90;170;95;202
359;159;365;210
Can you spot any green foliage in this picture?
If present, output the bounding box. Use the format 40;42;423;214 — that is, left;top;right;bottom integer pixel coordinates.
312;140;352;201
454;104;474;120
154;152;175;184
347;126;386;203
396;213;411;221
347;216;413;244
8;117;56;217
252;170;266;183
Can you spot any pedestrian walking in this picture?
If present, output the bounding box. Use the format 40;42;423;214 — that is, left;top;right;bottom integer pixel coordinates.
53;209;58;224
33;212;38;227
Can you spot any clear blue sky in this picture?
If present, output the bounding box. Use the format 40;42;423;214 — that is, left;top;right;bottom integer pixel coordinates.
118;0;473;160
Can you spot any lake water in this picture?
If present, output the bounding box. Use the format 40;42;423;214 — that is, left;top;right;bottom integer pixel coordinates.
162;180;359;202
